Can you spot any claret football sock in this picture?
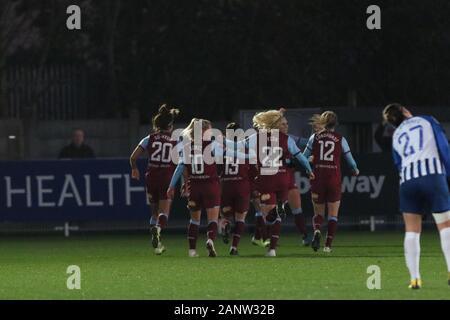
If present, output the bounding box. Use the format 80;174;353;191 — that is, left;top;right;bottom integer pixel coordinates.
269;219;281;250
265;225;272;240
232;220;245;249
207;220;218;241
266;209;278;241
157;213;168;229
188;219;200;250
292;207;307;237
325;216;338;248
266;210;281;250
312;214;324;232
254;214;265;240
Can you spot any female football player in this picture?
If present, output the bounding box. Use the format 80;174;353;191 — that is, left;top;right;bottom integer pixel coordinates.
303;111;359;253
167;118;241;257
250;109;314;257
278;108;312;246
129;105;180;255
220;122;258;255
251;183;270;248
383;103;450;289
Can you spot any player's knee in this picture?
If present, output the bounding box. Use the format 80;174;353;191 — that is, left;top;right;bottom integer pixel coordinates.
433;211;450;225
222;206;232;213
187;201;197;210
311;193;320;203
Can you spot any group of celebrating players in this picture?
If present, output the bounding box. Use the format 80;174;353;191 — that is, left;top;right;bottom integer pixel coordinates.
130;105;359;258
130;103;450;289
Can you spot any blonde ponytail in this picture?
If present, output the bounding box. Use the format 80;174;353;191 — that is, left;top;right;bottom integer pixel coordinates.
310;111;338;131
252;110;284;130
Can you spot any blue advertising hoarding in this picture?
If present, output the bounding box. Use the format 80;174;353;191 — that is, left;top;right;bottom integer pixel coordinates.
0;154;400;223
0;159;150;221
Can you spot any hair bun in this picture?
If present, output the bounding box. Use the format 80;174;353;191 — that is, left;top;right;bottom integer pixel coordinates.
226;122;240;130
158;104;170;114
159;104;180;118
170;108;180;117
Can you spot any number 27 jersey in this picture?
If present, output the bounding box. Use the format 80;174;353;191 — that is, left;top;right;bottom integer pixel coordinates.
392;116;448;184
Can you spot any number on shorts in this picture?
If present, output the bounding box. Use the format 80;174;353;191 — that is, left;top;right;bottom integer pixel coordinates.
319;140;335;162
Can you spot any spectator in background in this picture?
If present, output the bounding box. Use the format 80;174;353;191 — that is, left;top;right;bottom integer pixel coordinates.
374;122;395;152
58;128;95;159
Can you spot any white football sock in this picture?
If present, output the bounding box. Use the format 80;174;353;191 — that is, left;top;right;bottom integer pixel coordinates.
404;232;421;280
439;227;450;272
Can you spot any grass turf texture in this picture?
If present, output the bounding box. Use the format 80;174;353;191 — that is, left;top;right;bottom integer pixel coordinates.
0;231;449;300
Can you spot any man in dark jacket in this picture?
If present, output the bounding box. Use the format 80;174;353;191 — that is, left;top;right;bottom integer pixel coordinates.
58;128;95;159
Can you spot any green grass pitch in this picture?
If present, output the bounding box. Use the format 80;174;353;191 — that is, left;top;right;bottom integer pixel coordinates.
0;231;449;299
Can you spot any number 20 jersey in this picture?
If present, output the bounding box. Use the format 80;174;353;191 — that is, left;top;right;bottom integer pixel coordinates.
140;132;177;176
139;132;177;203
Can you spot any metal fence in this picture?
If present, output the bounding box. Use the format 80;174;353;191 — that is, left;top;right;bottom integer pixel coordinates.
5;65;87;120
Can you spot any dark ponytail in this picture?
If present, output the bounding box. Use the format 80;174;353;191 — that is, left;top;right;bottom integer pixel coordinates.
226;122;240;130
152;104;180;132
383;103;405;127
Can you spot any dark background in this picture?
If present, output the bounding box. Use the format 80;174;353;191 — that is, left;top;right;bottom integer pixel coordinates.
2;0;450;122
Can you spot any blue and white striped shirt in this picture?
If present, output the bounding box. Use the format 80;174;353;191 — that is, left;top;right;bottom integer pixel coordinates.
392;116;450;184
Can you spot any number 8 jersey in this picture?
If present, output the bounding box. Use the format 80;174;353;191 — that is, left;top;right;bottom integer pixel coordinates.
392;116;450;184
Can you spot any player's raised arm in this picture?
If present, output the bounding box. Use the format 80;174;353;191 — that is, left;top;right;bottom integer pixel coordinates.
288;136;314;178
214;139;255;161
341;137;359;176
224;138;250;155
129;136;148;180
297;137;309;151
